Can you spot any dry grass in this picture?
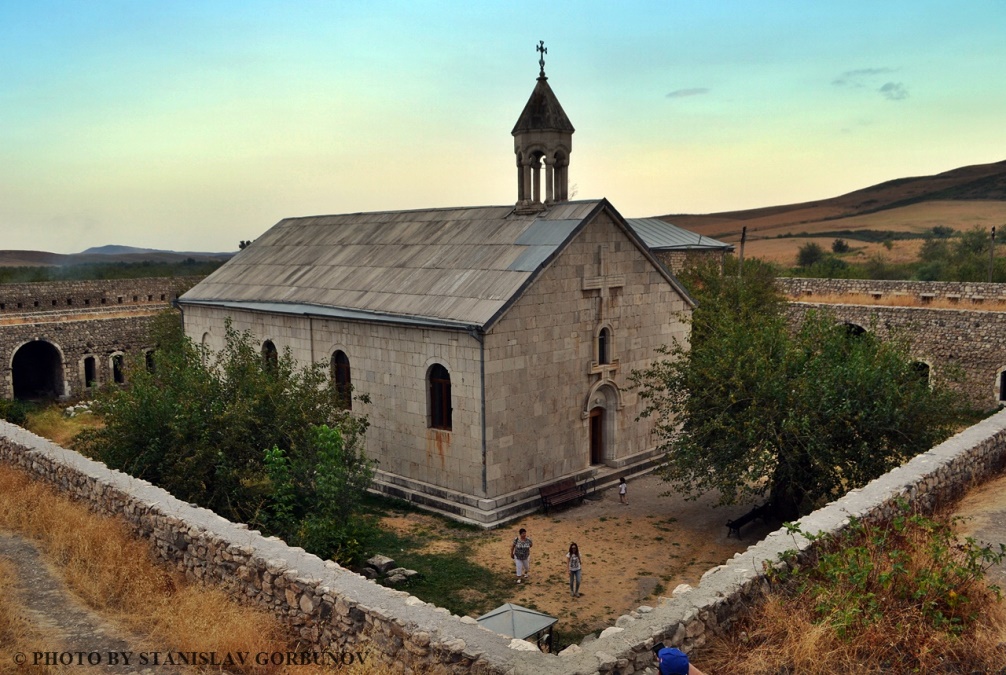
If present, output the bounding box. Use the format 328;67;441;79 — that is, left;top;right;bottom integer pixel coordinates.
0;559;64;674
24;408;103;448
697;510;1006;674
790;291;1006;311
0;464;386;674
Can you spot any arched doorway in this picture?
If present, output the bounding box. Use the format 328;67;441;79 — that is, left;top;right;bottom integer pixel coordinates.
11;340;64;399
589;408;605;465
585;383;619;466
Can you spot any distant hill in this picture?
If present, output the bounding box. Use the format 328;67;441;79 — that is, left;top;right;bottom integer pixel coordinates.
0;246;234;268
660;159;1006;265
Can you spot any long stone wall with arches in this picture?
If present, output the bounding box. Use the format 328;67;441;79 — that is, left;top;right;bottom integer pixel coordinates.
0;278;200;401
780;278;1006;409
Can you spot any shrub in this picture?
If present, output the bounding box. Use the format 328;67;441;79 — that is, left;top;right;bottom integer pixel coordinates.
700;505;1006;673
76;313;372;562
831;239;850;254
797;242;825;267
0;399;30;426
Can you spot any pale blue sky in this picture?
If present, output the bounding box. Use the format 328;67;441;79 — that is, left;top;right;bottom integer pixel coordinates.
3;1;1005;253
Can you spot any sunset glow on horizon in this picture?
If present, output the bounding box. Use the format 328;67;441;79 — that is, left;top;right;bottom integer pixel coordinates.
3;1;1006;253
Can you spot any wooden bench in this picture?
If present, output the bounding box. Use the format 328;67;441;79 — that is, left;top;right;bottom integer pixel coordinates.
539;478;586;514
726;503;770;539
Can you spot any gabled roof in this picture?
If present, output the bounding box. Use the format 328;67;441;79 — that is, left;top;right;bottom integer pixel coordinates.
512;76;575;135
626;218;735;252
180;199;693;331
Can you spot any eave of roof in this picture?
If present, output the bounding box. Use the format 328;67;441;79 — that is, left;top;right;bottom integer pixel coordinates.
177;298;483;332
625;218;735;252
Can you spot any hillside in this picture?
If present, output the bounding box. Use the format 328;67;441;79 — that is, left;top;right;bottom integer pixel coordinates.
0;247;233;268
660;159;1006;265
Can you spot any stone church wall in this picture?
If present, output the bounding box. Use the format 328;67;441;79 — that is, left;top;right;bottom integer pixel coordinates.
483;212;690;500
182;305;485;499
3;405;1005;674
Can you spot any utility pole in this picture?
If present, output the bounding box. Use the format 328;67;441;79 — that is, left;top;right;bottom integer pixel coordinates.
991;226;997;283
738;226;747;279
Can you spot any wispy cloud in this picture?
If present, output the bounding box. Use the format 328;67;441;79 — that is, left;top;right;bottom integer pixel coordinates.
666;87;709;99
832;67;896;87
879;82;909;101
832;68;908;101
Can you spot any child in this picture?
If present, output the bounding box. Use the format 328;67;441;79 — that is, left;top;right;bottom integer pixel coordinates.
566;542;582;598
619;477;628;505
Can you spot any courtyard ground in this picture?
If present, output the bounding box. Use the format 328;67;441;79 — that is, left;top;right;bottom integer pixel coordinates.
378;473;772;644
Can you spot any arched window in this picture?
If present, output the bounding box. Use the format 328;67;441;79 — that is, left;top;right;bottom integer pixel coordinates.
844;322;866;337
332;350;352;410
262;340;278;373
84;356;97;388
911;361;930;385
428;364;452;430
111;354;125;384
144;349;155;373
598;327;610;365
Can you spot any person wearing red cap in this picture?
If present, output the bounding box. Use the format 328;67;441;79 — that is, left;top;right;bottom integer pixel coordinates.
656;646;707;675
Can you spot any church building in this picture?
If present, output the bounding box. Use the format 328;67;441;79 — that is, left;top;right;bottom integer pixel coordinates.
179;50;694;526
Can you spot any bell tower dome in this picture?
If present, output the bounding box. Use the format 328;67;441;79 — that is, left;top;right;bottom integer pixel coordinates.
512;42;575;214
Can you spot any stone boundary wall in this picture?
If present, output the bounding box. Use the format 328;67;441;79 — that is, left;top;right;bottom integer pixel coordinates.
2;410;1006;674
0;277;202;315
777;277;1006;304
782;301;1006;408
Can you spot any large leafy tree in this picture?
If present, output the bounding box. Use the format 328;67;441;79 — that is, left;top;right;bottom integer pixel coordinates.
633;260;966;519
76;313;373;561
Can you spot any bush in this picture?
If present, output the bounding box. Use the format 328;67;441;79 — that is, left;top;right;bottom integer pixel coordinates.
76;313;373;562
261;425;375;565
0;399;30;426
797;242;825;267
831;239;850;254
701;505;1006;672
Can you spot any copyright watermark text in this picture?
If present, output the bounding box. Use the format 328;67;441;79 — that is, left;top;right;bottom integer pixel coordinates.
12;650;368;668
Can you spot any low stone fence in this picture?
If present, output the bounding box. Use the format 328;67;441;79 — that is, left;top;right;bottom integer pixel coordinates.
2;410;1006;674
777;277;1006;304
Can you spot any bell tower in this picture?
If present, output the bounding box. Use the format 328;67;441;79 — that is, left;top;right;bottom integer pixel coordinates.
512;42;575;214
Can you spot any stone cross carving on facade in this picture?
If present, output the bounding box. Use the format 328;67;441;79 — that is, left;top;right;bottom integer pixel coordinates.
582;245;625;322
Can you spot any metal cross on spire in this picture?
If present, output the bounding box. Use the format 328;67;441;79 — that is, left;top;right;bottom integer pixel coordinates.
537;40;547;78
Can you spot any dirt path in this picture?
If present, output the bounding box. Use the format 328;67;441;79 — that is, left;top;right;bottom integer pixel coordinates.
952;473;1006;586
0;532;190;674
383;473;773;641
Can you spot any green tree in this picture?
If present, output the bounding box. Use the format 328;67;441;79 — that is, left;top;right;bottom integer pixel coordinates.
76;313;371;544
797;242;825;267
831;239;850;254
262;425;374;563
632;260;965;519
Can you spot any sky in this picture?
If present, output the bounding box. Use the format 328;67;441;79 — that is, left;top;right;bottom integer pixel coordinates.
3;1;1006;254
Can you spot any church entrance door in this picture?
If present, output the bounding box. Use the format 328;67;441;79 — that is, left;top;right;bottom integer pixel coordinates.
589;407;604;465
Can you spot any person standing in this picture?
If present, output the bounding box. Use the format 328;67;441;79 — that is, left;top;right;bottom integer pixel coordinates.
510;528;532;583
619;477;628;505
566;542;582;598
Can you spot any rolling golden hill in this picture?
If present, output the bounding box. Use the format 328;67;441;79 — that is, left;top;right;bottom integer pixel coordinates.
660;160;1006;265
